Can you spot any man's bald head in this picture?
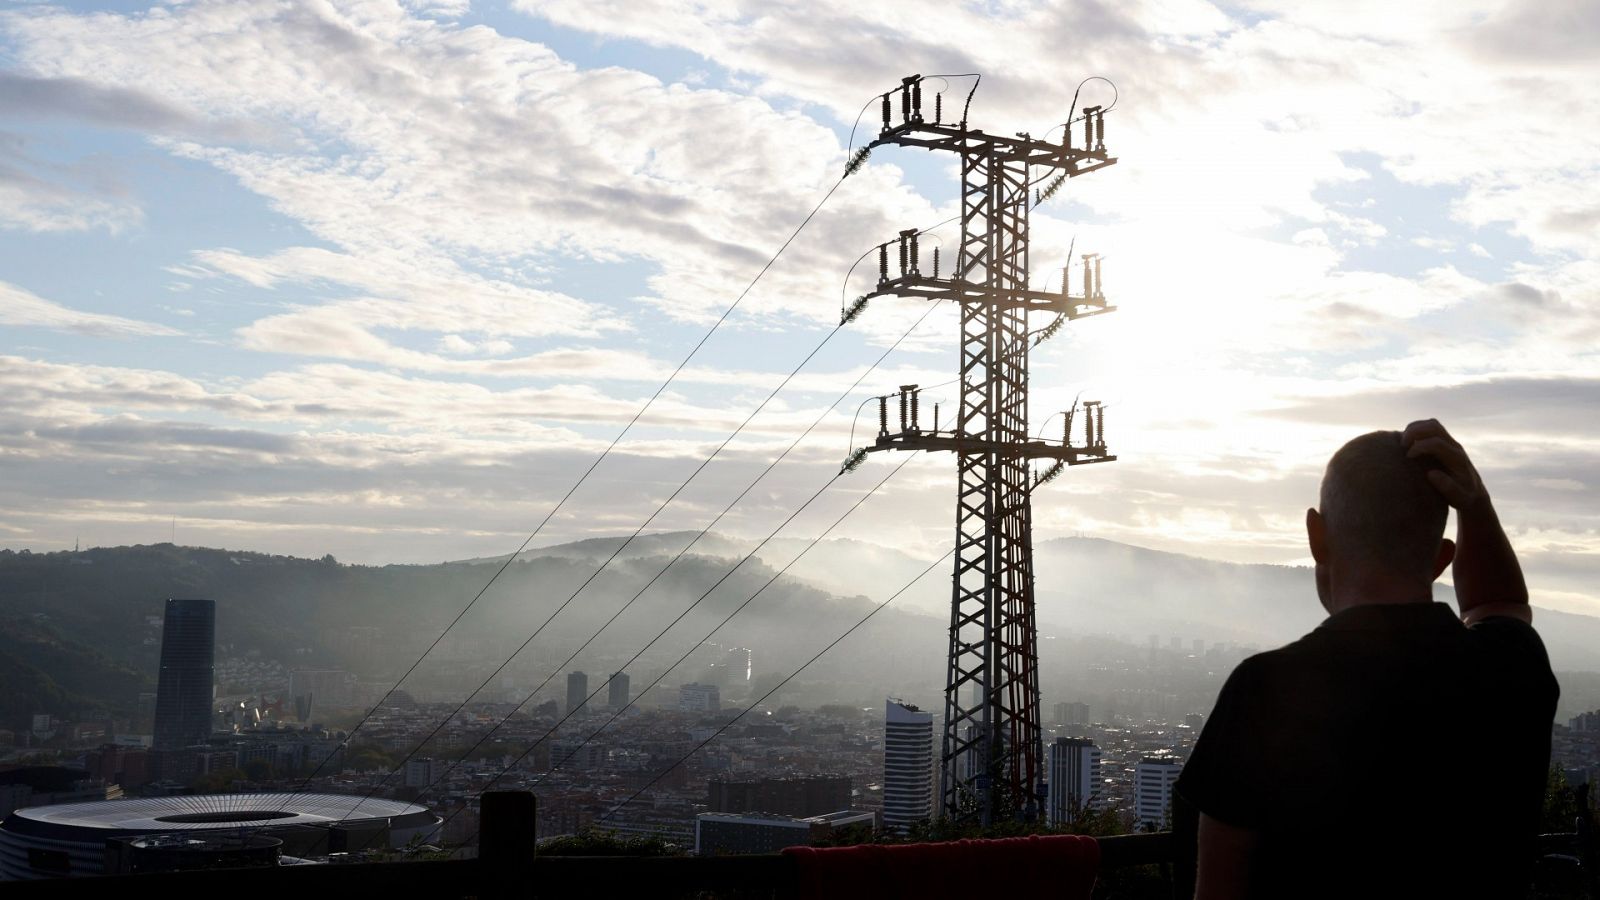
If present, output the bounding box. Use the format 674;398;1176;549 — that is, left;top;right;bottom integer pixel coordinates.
1319;430;1449;579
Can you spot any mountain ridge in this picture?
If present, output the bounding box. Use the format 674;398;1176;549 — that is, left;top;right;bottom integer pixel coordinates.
4;536;1597;729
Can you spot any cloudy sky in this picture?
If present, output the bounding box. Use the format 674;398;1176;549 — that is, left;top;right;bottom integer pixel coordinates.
1;0;1596;612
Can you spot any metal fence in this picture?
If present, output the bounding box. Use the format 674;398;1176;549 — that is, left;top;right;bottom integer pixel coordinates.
4;791;1181;899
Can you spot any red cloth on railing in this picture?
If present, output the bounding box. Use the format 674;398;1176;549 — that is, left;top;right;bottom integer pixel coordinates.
781;834;1100;900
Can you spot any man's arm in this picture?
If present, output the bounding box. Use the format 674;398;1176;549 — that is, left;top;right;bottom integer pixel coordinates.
1194;813;1259;900
1402;419;1530;624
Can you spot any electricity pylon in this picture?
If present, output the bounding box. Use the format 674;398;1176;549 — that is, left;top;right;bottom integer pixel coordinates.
858;74;1117;825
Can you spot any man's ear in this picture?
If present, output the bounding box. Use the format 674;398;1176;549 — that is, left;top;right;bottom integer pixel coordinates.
1306;507;1327;564
1431;538;1456;582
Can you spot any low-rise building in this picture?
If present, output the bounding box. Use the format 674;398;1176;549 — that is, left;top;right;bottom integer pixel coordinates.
695;810;876;856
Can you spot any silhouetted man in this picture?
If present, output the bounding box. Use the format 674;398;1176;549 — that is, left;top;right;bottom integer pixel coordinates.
1178;420;1559;899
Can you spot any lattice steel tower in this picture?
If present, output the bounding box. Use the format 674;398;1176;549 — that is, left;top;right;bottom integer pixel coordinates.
858;74;1117;825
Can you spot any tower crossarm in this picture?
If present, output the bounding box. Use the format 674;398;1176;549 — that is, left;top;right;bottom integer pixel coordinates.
864;432;1113;461
871;123;1117;174
862;385;1114;464
868;431;1115;464
864;275;1114;318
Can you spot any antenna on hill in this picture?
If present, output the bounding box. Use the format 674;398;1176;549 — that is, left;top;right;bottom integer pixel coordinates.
854;74;1119;826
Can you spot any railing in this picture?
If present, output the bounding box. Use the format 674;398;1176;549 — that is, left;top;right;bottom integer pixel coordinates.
4;791;1182;899
11;788;1594;899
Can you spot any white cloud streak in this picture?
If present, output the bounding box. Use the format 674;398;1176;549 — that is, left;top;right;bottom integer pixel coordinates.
0;281;179;337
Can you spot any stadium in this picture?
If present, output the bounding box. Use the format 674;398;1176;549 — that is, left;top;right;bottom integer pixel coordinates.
0;793;440;880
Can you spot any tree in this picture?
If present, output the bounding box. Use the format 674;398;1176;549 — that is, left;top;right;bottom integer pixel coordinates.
346;743;396;773
1541;765;1594;834
539;826;683;857
1058;798;1129;838
190;767;246;793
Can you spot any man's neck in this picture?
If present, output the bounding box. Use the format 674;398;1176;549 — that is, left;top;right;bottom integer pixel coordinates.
1324;573;1434;616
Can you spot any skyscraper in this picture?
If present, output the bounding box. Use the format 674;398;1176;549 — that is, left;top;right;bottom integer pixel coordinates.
679;683;721;712
607;671;630;710
1054;701;1091;727
1047;737;1101;825
883;699;933;832
566;671;588;716
960;723;1010;783
722;647;751;683
153;598;215;751
1134;755;1183;829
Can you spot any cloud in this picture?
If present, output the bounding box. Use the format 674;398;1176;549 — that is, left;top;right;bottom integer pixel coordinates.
0;132;142;233
2;0;938;340
194;245;623;343
0;353;899;453
516;0;1600;264
0;350;884;563
0;0;1595;617
1265;376;1600;453
34;417;301;455
0;281;179;337
1493;281;1565;311
1463;0;1600;67
0;72;206;134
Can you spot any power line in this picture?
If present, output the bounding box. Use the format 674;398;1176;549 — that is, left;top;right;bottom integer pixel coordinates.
260;172;853;816
435;449;923;844
425;463;850;824
518;451;921;787
341;313;846;813
350;211;955;815
516;451;918;789
596;546;953;823
401;302;946;804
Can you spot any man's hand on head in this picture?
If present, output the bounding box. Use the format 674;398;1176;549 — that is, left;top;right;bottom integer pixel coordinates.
1403;418;1530;617
1402;419;1486;511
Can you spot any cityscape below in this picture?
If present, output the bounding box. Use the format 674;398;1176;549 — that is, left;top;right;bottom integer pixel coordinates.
3;564;1599;881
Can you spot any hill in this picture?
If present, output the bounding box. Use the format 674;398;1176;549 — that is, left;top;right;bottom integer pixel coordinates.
2;536;1597;731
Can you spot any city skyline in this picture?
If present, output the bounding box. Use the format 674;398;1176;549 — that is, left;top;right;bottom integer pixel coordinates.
4;560;1596;877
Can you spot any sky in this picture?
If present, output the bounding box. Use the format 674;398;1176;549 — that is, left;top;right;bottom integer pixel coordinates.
0;0;1597;614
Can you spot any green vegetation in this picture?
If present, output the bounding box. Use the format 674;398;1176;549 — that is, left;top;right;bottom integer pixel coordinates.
1542;765;1598;834
1536;767;1598;899
345;743;399;773
188;767;246;793
0;616;148;730
538;825;685;857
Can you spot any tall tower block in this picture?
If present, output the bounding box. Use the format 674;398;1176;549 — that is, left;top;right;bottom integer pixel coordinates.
883;698;934;832
153;598;215;750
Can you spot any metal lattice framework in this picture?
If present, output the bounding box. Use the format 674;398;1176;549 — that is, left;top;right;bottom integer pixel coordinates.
861;75;1118;825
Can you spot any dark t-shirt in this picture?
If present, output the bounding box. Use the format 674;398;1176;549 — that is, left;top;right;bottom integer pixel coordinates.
1177;602;1559;899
